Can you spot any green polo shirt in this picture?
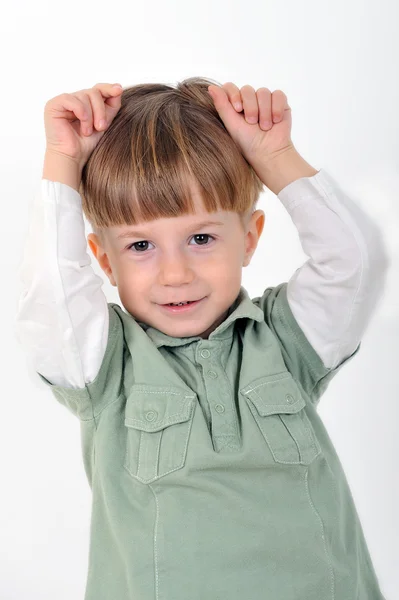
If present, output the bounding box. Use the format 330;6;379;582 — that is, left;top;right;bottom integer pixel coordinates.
38;281;386;600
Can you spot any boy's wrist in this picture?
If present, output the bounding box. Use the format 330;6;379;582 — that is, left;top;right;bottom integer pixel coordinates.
42;150;83;193
252;146;319;195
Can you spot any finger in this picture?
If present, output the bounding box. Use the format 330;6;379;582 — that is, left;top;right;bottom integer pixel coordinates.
76;84;123;135
92;82;123;106
92;82;123;126
79;88;109;133
53;93;92;137
256;88;273;130
207;85;243;131
91;82;123;98
240;85;258;124
220;82;243;112
271;90;288;123
74;91;96;136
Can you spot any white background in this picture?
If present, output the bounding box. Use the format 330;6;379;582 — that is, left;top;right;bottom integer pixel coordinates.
2;0;398;598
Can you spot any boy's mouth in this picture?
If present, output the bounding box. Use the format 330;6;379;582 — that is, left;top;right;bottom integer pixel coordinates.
161;297;204;306
159;297;206;313
165;300;196;306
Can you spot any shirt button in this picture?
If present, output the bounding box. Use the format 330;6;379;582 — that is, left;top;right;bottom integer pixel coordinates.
208;370;218;379
215;404;225;413
145;410;158;421
200;349;211;359
286;394;295;404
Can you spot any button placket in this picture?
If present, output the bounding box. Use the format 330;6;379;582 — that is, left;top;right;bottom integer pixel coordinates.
197;343;240;453
198;347;218;381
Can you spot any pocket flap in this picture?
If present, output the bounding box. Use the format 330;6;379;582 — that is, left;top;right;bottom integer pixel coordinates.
240;372;306;416
124;384;196;432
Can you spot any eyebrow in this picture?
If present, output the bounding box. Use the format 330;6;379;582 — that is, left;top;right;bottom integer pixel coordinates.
116;220;225;240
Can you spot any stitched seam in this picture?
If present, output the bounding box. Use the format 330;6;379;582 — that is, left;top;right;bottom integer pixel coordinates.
251;387;295;411
148;484;160;600
125;394;195;427
304;468;335;599
248;407;300;464
124;402;195;484
224;371;241;444
245;374;291;393
137;430;143;478
126;406;193;428
129;390;195;398
244;377;302;412
132;390;181;395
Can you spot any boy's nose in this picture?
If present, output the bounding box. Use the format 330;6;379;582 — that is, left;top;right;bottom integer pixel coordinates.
158;255;195;286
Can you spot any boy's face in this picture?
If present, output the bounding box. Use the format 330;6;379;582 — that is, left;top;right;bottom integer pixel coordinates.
87;179;265;340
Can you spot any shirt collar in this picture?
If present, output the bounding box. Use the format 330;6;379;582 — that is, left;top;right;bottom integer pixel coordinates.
138;285;264;349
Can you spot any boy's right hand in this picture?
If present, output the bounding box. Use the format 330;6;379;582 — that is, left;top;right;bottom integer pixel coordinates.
44;83;123;172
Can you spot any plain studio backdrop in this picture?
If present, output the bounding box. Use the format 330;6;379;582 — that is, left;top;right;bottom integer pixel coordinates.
1;0;398;598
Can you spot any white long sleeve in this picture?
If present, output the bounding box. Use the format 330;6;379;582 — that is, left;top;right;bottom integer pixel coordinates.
15;179;109;388
277;169;389;370
14;169;389;389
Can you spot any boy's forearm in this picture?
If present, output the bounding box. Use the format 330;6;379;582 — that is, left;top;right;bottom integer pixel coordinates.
42;151;83;193
253;147;319;195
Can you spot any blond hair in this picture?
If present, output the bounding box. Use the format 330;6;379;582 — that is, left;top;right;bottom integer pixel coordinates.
79;76;265;244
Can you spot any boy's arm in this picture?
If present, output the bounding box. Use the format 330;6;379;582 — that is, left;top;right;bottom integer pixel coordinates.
276;167;390;372
15;154;110;390
254;165;390;406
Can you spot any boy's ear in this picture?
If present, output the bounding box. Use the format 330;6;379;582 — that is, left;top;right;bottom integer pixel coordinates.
87;233;117;287
243;210;265;267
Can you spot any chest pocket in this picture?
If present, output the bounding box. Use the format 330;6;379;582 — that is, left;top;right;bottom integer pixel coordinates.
123;384;196;484
240;372;321;465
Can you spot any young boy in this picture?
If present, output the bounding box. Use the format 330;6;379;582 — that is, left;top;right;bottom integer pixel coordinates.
15;78;389;599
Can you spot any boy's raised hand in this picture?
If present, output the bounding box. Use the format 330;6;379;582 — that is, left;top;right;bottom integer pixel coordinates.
208;83;294;168
44;83;124;171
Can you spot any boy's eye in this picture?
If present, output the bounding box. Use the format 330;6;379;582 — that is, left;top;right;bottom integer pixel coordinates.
127;234;215;253
189;234;215;246
128;240;153;252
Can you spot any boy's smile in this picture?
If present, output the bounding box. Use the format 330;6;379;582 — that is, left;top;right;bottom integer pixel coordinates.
87;178;265;340
158;296;207;312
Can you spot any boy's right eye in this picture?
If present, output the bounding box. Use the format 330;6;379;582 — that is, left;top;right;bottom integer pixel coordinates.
127;241;153;252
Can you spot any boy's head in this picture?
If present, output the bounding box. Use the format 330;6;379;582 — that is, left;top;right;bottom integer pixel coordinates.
81;77;265;339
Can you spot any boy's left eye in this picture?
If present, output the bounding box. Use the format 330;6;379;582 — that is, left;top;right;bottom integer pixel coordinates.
189;234;215;246
127;234;215;253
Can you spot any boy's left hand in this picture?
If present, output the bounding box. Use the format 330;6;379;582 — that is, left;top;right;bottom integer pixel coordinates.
208;83;294;168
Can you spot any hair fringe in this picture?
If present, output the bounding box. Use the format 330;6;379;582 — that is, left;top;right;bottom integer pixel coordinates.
79;76;265;244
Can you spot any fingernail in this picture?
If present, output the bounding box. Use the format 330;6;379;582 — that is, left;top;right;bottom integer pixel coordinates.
113;84;122;88
273;115;280;123
234;102;242;111
99;119;106;129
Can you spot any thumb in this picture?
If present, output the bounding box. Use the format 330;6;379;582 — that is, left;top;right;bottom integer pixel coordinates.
208;85;242;130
